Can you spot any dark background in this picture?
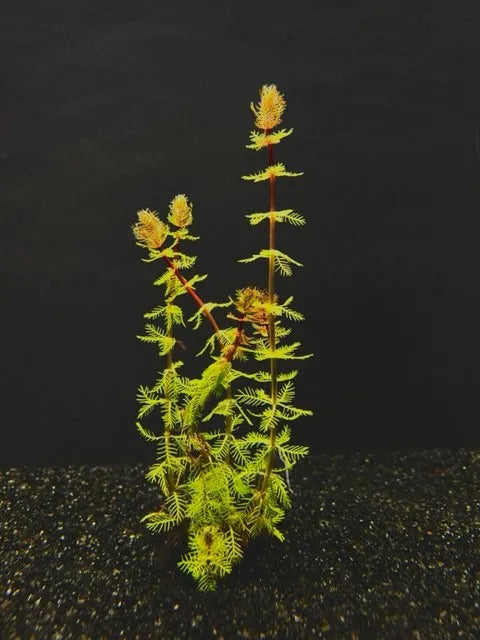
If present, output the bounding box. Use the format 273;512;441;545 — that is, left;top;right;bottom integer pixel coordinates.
2;0;480;468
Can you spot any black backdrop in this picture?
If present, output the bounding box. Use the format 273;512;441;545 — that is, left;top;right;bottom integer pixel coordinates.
2;0;480;467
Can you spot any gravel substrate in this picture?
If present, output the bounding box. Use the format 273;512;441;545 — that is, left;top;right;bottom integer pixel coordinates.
1;448;480;639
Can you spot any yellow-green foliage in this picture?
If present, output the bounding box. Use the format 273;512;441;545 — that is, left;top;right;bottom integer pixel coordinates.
132;85;312;591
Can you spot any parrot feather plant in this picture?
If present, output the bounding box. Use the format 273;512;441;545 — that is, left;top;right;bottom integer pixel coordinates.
132;84;313;591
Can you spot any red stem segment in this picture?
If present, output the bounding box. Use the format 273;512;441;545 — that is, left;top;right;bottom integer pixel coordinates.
224;319;245;363
162;254;222;337
162;254;245;364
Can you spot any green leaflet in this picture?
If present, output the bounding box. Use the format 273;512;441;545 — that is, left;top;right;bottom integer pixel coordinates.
188;300;231;330
245;127;293;150
136;324;176;355
238;249;303;277
241;162;303;182
253;341;313;361
246;209;306;226
144;303;185;330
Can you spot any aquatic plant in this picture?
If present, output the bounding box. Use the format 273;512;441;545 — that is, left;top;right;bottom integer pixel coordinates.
132;84;312;591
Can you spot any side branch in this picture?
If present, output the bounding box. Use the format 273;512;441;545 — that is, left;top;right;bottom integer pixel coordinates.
163;255;222;339
224;318;245;363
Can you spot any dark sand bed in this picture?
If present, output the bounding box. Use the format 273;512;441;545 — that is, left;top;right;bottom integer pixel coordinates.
1;448;480;639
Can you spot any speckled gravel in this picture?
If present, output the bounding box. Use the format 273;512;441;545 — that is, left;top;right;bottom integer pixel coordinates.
1;448;480;639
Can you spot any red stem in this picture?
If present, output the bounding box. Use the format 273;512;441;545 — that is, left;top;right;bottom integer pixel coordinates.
162;254;221;337
224;318;245;363
162;255;245;364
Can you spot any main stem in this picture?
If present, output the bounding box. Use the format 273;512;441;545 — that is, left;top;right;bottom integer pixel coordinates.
260;133;278;493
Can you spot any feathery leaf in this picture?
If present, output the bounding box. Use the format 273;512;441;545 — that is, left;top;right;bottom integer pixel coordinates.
188;300;231;330
241;163;303;183
136;421;162;441
254;342;313;361
136;324;177;355
246;128;293;150
246;209;305;226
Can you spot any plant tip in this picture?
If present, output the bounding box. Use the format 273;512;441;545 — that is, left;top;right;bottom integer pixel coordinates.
132;209;169;249
250;84;286;130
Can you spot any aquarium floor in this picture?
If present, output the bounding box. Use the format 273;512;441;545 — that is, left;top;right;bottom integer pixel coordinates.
1;449;479;639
